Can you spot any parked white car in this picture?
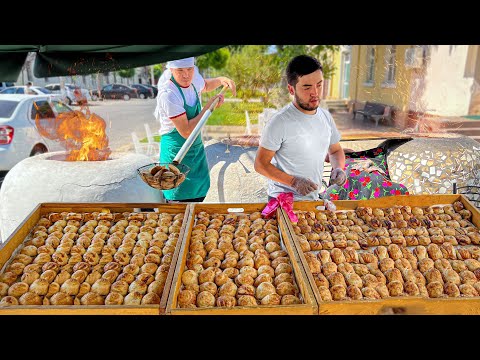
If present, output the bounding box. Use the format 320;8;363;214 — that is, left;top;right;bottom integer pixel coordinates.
0;94;70;172
44;83;91;105
0;86;66;103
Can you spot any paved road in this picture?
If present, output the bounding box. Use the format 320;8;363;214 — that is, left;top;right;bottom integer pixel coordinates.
86;98;159;152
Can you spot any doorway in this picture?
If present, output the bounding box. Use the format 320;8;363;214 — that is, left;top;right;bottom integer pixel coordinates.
341;51;351;99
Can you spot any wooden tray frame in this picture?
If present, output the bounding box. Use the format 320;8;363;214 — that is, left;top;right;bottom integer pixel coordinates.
280;194;480;314
0;202;190;315
165;203;318;315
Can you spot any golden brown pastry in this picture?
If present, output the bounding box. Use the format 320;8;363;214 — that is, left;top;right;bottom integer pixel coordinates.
103;292;123;305
459;270;477;285
29;278;49;296
418;258;435;274
337;262;355;276
387;281;404;297
464;259;480;272
198;281;217;296
89;278;111;296
387;244;403;261
379;258;395;273
394;258;412;273
450;260;467;273
373;284;388;299
403;281;420;296
136;273;154;286
14;292;41;307
8;282;30;297
442;281;461;297
255;282;276;300
402;269;417;284
426;282;444;298
361;287;380;300
47;292;73;305
434;259;452;273
79;291;104;305
223;267;240;279
345;273;363;288
216;295;236;307
459;283;479;297
0;296;19;306
362;274;379;288
20;271;40;285
345;285;362;300
218;281;238;297
260;293;282;305
371;269;387;285
0;272;17;286
140;292;160;305
351;263;369;277
237;295;258;306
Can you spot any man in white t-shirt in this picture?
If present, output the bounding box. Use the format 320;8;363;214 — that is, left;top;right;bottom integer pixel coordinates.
254;55;347;201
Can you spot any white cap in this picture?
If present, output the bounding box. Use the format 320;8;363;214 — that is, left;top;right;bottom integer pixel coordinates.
166;57;195;69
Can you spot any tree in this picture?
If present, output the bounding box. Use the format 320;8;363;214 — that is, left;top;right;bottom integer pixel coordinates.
153;64;163;83
275;45;340;80
196;48;230;71
118;68;135;81
225;45;281;103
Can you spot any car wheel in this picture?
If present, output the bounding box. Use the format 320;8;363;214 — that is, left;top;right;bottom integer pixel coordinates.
123;94;131;101
30;145;47;157
139;93;145;99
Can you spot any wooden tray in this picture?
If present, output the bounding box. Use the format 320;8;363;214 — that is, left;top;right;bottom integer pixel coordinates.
166;203;318;315
0;202;190;315
280;194;480;314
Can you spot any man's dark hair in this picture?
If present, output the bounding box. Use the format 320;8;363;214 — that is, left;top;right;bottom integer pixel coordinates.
27;81;33;86
286;55;323;87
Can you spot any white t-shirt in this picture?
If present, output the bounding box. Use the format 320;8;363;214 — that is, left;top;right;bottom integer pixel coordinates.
259;102;341;201
156;76;206;135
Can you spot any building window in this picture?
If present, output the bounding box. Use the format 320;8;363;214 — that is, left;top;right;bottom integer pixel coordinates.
365;46;376;84
384;45;397;84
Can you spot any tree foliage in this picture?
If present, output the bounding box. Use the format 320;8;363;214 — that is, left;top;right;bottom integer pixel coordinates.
118;68;135;79
196;48;230;71
153;64;163;83
225;45;282;103
275;45;340;79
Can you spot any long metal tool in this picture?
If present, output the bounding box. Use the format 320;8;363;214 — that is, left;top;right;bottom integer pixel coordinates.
172;86;228;165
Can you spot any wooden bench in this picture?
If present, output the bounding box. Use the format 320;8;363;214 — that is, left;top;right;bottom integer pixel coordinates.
353;101;393;127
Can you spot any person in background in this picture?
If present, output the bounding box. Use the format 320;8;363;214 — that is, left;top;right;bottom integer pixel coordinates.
153;57;236;203
25;81;34;94
254;54;347;201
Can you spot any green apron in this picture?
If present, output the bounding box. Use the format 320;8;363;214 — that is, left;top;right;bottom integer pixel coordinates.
159;77;210;200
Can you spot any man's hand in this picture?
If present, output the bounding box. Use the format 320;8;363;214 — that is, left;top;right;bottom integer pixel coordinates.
291;176;318;196
219;77;236;97
329;168;347;186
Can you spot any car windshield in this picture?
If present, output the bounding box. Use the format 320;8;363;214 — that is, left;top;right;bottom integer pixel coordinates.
0;100;19;118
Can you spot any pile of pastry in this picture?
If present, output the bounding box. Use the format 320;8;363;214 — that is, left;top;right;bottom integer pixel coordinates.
140;164;186;190
177;211;302;308
0;210;184;306
291;201;480;301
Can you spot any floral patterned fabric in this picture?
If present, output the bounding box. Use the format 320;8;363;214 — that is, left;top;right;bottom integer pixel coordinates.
323;146;409;201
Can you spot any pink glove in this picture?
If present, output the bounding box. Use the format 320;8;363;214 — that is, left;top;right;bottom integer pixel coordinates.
329;168;347;186
291;176;318;196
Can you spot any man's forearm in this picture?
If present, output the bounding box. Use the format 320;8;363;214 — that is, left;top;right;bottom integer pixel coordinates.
255;162;293;187
329;149;345;170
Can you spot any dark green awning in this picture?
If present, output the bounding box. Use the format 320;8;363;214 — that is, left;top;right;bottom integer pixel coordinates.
0;45;225;82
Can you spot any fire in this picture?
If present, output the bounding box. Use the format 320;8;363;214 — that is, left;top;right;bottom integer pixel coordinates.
35;101;111;161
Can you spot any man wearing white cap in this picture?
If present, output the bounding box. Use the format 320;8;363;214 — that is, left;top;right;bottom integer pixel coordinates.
154;57;236;202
